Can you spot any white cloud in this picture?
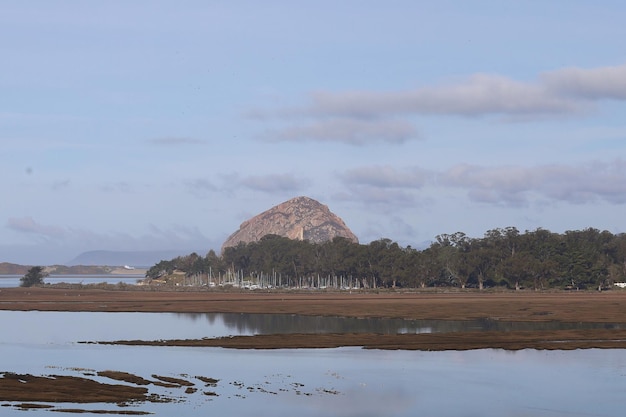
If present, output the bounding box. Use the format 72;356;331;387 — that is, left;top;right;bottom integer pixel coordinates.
543;63;626;100
238;173;310;193
333;165;433;211
6;217;66;239
334;187;417;207
262;118;419;145
253;63;626;143
184;178;218;198
340;165;431;188
307;74;577;117
5;216;218;264
440;160;626;206
333;159;626;209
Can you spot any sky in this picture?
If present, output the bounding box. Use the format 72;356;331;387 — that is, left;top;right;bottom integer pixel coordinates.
2;1;626;265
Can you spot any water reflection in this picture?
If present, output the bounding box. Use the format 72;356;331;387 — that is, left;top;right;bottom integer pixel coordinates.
2;345;626;417
2;310;626;416
3;311;623;346
175;312;626;335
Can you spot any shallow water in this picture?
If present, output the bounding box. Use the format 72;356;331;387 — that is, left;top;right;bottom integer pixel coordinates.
3;311;621;345
0;274;141;288
1;311;626;416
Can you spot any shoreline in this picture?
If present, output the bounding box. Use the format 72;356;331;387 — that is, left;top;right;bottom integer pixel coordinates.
1;286;624;321
85;328;626;351
3;287;626;350
3;287;626;407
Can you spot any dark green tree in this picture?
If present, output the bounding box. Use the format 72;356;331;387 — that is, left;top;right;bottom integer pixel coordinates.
20;266;48;287
145;259;176;279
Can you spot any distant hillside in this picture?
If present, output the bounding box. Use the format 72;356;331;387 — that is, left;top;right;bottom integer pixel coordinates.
0;262;30;275
68;250;198;267
46;265;114;275
0;263;112;275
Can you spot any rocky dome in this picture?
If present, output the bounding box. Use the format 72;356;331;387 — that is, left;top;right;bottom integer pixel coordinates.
221;196;358;251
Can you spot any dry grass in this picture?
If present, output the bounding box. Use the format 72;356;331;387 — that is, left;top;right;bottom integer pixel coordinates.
1;287;625;323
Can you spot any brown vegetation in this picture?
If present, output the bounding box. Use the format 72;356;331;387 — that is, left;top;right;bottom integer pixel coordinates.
1;287;624;323
88;329;626;351
3;287;626;411
0;370;218;411
0;372;150;403
3;287;626;350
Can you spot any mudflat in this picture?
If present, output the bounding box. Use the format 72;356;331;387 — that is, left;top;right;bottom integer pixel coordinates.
3;287;626;351
3;287;626;407
1;287;624;322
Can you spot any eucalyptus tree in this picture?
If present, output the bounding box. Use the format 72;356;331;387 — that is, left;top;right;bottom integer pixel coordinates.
605;233;626;284
434;232;471;288
521;228;562;289
365;238;406;288
413;247;440;288
559;228;612;289
465;238;496;290
204;249;224;282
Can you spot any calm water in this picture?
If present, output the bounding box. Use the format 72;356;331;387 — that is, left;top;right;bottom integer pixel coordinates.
0;275;142;288
1;311;625;416
3;311;622;343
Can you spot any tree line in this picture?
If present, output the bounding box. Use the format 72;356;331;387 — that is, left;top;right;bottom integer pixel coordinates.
145;227;626;290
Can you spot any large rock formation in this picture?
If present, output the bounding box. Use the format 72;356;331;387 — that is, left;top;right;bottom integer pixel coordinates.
221;196;358;251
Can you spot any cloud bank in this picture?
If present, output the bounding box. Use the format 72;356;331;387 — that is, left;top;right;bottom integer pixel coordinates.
543;64;626;100
6;217;216;256
262;118;419;145
337;159;626;207
256;63;626;145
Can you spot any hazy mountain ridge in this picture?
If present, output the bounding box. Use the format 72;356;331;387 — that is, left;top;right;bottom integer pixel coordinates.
0;263;113;275
0;250;198;274
0;262;30;275
67;250;197;267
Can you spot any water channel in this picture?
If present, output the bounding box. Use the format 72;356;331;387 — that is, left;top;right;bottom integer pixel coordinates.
0;275;141;288
1;311;625;416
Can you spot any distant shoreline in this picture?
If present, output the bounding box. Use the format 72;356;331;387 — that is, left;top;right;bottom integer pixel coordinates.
0;263;147;276
108;268;147;275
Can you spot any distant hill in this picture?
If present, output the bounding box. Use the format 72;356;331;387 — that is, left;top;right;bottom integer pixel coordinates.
0;262;30;275
0;263;112;275
222;196;358;252
67;250;198;267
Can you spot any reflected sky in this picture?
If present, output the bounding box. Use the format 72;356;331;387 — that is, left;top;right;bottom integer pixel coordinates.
0;275;141;288
1;311;626;416
2;311;622;346
2;345;625;417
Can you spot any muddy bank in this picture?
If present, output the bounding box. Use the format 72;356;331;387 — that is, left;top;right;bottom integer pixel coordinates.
3;287;625;414
1;287;625;323
3;287;626;350
0;368;335;412
0;372;152;404
85;328;626;351
0;370;220;412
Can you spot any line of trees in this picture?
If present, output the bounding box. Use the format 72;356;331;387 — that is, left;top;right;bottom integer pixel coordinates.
145;227;626;290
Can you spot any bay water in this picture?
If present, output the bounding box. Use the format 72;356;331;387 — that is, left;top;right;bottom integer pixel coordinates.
1;311;625;416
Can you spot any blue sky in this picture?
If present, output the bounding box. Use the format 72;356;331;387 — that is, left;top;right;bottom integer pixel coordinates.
2;1;626;264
